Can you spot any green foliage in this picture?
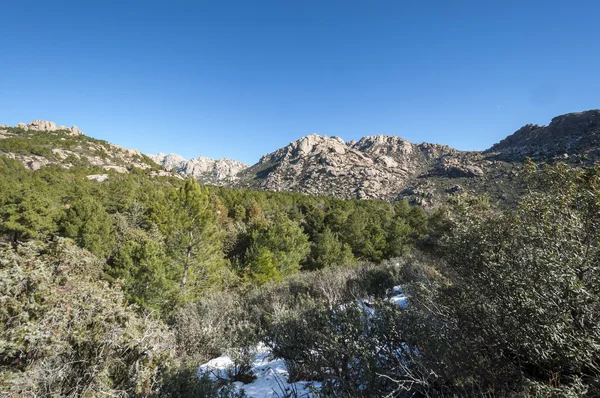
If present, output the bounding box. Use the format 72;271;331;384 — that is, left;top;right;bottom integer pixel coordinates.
108;221;177;313
61;195;114;256
0;148;431;395
307;227;355;270
0;240;174;397
0;188;60;242
244;246;281;285
150;179;228;300
398;163;600;396
243;213;310;277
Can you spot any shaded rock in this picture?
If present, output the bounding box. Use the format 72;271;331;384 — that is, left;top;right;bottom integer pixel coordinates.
489;110;600;159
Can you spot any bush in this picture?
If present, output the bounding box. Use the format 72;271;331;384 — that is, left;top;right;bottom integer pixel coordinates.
160;367;248;398
398;164;600;397
172;290;259;366
0;240;174;397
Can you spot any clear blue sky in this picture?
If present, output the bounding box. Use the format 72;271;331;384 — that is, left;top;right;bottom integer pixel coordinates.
1;0;598;164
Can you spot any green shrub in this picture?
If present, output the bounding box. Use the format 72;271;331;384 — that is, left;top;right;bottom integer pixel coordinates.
398;164;600;397
0;240;174;397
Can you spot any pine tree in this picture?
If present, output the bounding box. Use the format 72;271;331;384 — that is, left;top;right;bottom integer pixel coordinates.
151;179;226;299
308;227;355;269
61;196;114;257
246;212;310;277
244;247;280;285
2;188;59;243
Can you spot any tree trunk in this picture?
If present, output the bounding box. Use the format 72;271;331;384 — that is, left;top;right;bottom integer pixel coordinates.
181;245;192;288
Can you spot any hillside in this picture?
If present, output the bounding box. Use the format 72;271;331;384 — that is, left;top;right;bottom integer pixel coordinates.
3;110;599;208
232;110;599;206
2;114;600;397
489;110;600;159
0;121;173;180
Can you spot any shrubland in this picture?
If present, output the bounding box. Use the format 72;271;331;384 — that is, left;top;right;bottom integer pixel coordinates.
1;148;599;397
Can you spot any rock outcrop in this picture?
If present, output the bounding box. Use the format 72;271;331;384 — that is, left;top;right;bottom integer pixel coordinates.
15;120;84;136
238;134;480;201
4;109;599;208
0;122;159;175
149;153;248;185
86;174;109;182
488;110;600;159
236;110;600;206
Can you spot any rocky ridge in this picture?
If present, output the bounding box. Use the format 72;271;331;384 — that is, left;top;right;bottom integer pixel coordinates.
234;110;600;206
148;153;248;185
15;120;84;136
0;121;176;182
488;110;600;160
237;133;491;204
2;110;598;207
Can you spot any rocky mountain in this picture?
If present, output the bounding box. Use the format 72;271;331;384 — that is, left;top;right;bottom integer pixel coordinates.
148;153;248;185
488;110;600;160
2;111;598;208
231;110;600;207
235;134;502;206
236;134;455;200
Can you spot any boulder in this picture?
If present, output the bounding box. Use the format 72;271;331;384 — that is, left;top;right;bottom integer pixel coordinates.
86;174;109;182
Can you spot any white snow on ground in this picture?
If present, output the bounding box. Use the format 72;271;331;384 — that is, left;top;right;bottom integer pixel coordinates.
198;286;408;397
390;285;408;308
359;285;408;313
198;343;322;397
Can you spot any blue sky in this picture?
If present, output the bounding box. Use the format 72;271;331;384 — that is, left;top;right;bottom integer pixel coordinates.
1;0;598;164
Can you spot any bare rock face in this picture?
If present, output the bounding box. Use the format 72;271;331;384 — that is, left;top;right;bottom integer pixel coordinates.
489;110;600;159
240;134;463;200
103;165;128;173
432;156;484;178
237;110;600;206
15;120;84;136
149;152;248;185
149;153;187;171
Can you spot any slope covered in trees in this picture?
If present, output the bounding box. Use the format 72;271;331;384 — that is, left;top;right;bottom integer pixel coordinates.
0;152;428;396
1;127;600;396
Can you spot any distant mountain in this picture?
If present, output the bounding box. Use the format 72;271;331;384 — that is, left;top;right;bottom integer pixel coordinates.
235;134;460;200
488;110;600;159
2;111;599;208
148;153;248;185
229;110;599;206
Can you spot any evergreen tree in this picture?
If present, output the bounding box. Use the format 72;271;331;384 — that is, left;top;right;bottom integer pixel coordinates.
246;212;310;277
308;227;356;269
2;188;59;243
244;247;281;285
151;179;227;299
61;196;114;257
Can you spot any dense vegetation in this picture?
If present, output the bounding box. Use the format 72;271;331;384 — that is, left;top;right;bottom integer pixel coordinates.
1;136;599;397
0;154;426;396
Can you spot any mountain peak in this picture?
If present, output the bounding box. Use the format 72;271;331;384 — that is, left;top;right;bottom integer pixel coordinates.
148;152;248;185
489;109;600;158
14;120;84;136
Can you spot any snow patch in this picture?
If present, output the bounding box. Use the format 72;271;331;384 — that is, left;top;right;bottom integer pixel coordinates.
199;344;321;397
198;286;408;397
